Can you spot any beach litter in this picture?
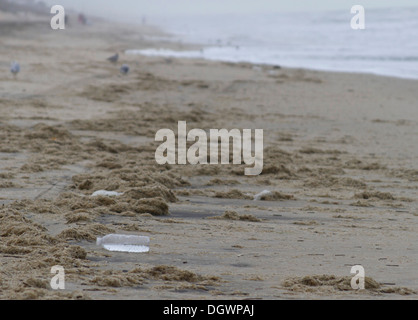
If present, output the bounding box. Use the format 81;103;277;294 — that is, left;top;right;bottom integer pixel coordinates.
253;190;294;201
91;190;124;197
97;234;150;253
253;190;272;201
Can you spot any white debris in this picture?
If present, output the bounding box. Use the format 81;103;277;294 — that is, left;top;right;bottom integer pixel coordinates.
91;190;124;197
97;234;150;253
253;190;272;201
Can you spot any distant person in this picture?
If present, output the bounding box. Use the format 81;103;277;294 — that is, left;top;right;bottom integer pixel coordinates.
78;13;87;25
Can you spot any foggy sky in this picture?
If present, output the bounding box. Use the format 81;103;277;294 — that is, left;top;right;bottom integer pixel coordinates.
44;0;418;19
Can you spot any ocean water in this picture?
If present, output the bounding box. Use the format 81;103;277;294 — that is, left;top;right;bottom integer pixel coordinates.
129;7;418;79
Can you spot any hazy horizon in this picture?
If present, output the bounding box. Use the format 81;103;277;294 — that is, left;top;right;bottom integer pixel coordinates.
43;0;418;21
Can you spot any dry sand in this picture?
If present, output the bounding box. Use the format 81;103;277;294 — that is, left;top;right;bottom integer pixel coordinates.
0;13;417;300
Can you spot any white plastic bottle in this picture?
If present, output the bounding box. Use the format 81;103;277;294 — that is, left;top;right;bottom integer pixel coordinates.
96;234;150;253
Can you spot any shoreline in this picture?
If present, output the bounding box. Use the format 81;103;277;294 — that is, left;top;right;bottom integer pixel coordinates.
0;13;417;300
126;46;418;82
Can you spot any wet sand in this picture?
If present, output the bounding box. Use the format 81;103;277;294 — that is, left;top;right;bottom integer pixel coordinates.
0;15;417;299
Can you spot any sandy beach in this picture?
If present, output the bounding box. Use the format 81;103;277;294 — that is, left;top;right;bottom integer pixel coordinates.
0;12;417;300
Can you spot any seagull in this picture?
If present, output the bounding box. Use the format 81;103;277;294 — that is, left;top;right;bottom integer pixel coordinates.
10;61;20;78
107;53;119;63
120;64;129;75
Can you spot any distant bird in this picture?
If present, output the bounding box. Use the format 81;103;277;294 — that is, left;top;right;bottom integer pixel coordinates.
10;62;20;78
120;64;129;75
107;53;119;64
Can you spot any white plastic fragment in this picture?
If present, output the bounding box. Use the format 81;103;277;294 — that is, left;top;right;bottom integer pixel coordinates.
97;234;150;253
91;190;124;197
253;190;272;201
